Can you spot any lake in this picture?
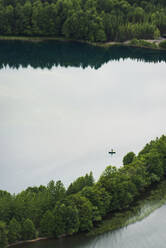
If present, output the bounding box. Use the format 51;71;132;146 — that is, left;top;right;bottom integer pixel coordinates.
0;40;166;194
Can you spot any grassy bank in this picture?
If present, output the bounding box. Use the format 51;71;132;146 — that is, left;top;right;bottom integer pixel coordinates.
100;38;166;50
8;237;48;247
0;35;166;51
0;35;69;42
87;180;166;236
0;35;96;45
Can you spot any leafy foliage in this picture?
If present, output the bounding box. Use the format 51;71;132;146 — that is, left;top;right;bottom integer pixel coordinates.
22;219;36;240
8;218;21;243
123;152;136;165
39;210;55;237
159;40;166;49
0;222;8;248
0;0;166;42
67;172;94;195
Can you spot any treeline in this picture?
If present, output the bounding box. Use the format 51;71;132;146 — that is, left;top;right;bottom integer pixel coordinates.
0;0;166;42
0;135;166;247
1;40;166;70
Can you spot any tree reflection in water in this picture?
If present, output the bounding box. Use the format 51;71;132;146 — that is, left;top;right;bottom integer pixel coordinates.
0;40;166;70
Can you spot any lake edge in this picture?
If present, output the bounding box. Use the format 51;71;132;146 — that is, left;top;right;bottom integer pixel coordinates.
0;35;166;51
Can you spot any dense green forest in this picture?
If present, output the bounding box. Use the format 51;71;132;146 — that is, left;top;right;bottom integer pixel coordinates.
0;135;166;247
0;0;166;42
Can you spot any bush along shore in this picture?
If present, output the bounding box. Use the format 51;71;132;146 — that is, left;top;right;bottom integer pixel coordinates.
0;0;166;44
0;135;166;248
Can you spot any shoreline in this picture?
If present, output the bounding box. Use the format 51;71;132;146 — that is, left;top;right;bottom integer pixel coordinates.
0;35;166;51
9;180;166;247
8;237;48;247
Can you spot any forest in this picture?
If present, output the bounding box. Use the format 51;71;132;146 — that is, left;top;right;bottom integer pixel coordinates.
0;0;166;42
0;135;166;247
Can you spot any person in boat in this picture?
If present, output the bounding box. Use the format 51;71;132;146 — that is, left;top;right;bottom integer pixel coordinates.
109;149;116;155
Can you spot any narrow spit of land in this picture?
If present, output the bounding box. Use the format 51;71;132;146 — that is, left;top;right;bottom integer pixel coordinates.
0;36;166;51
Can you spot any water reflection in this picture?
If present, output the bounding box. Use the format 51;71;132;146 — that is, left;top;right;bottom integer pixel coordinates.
0;40;166;69
0;41;166;193
1;40;166;248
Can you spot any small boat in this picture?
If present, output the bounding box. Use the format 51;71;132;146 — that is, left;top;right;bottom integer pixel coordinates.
108;149;116;155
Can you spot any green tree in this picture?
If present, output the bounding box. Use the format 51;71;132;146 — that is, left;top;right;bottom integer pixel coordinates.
53;202;66;237
0;191;13;224
39;210;55;237
69;194;93;231
47;180;66;208
64;205;79;235
0;221;8;248
22;0;32;36
123;158;148;192
4;5;14;35
129;7;145;23
81;186;111;217
22;219;36;240
8;218;21;243
142;150;164;182
123;152;136;165
31;0;43;35
154;28;160;39
67;172;94;195
98;166;137;210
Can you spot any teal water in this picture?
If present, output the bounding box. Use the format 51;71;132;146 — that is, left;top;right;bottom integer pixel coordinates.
0;41;166;194
1;40;166;69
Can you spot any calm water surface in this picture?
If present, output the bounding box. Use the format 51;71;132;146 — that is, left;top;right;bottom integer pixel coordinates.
0;41;166;193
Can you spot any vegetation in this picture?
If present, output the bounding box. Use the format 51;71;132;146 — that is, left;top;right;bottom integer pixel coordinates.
129;39;158;49
159;40;166;49
8;218;21;243
0;0;166;42
0;222;8;248
123;151;136;165
0;135;166;247
22;219;36;240
88;180;166;236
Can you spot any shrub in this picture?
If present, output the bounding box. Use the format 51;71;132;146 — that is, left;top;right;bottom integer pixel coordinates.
159;40;166;49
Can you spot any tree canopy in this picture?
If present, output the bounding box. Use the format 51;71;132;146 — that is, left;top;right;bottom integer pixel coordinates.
0;0;166;42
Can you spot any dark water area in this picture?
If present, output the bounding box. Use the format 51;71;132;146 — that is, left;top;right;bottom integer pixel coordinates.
14;204;166;248
0;40;166;69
